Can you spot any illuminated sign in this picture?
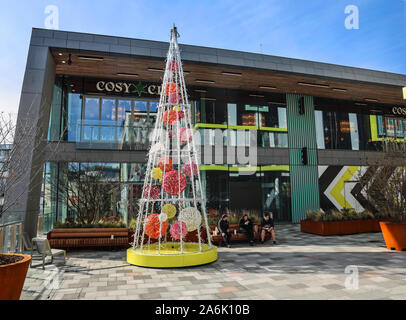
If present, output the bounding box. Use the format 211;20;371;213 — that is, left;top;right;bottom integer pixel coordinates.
403;87;406;100
96;81;161;96
392;106;406;116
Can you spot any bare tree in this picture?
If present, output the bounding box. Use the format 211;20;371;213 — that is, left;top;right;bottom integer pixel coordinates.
48;163;122;225
357;140;406;220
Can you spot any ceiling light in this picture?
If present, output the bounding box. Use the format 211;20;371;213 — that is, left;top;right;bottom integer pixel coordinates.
148;67;164;72
61;61;66;64
117;72;138;77
195;89;207;93
259;86;277;90
222;71;242;76
58;53;63;56
365;98;379;102
77;55;104;61
268;101;286;105
355;102;367;106
201;97;216;101
195;79;215;84
298;82;329;88
332;88;347;92
369;109;382;113
249;94;265;98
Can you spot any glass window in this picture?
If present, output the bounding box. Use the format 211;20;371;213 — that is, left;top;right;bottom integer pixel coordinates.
100;99;116;142
67;94;82;142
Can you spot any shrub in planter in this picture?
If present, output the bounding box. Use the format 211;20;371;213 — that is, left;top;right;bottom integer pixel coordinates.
0;254;31;300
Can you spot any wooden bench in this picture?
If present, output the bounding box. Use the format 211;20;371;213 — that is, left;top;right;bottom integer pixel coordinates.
210;224;272;245
47;228;130;250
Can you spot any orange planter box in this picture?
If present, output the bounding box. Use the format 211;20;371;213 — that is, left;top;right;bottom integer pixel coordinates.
300;219;386;236
379;221;406;251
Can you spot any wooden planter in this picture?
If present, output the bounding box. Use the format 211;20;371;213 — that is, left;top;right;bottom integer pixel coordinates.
47;228;130;249
0;254;31;300
300;219;387;236
379;221;406;251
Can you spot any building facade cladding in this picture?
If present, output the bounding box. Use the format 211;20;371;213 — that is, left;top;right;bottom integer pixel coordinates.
9;28;406;237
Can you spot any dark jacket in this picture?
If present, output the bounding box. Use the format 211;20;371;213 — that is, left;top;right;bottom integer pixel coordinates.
261;217;274;229
239;217;253;231
218;218;229;233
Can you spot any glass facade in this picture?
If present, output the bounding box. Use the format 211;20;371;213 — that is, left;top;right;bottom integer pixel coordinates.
194;100;288;148
202;166;291;224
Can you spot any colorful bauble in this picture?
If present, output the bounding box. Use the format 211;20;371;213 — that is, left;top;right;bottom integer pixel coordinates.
170;221;188;240
169;92;180;104
163;109;178;125
143;185;160;199
179;127;193;143
168;60;179;72
158;212;168;222
165;82;179;96
183;162;198;177
150;142;164;155
173;106;185;119
152;167;163;180
158;157;173;172
145;213;168;239
162;204;177;219
178;207;202;232
163;170;187;196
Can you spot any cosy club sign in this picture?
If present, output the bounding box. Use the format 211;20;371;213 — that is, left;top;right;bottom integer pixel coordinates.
96;80;161;96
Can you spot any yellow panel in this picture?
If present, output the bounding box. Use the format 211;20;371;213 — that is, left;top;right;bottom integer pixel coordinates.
127;243;218;268
403;87;406;100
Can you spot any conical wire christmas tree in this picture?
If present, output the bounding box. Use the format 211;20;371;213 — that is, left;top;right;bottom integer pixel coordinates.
127;25;217;268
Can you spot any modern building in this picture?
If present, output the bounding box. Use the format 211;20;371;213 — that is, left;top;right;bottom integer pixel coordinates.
9;28;406;237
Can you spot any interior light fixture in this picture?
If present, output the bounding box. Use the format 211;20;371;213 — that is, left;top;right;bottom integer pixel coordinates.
148;67;164;72
77;55;104;61
201;97;216;101
355;102;367;106
332;88;347;92
221;71;242;76
194;89;207;93
58;52;63;56
117;72;138;77
195;79;215;84
364;98;379;102
268;101;286;105
298;82;329;88
259;86;277;90
249;94;265;98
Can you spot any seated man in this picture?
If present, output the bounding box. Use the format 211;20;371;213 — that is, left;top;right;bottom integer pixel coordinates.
261;213;277;244
239;214;254;246
218;214;231;248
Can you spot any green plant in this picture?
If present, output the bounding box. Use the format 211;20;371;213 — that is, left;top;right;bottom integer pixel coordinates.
54;221;126;229
129;219;137;230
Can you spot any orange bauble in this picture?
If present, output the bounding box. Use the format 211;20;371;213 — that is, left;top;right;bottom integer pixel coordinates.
163;109;178;125
158;157;173;172
145;214;168;239
165;82;179;96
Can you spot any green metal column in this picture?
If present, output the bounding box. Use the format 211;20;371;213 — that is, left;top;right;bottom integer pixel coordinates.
286;94;320;223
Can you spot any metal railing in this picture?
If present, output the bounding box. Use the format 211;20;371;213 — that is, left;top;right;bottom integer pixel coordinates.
0;221;23;253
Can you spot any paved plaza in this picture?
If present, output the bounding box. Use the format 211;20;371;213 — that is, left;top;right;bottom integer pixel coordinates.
21;224;406;300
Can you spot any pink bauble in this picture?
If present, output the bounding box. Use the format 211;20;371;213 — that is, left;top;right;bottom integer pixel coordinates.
169;92;180;104
183;163;198;177
163;170;187;196
179;127;193;143
143;185;160;199
170;221;188;240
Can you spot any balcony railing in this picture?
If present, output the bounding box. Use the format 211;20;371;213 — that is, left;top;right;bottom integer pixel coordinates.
0;221;23;253
75;121;154;150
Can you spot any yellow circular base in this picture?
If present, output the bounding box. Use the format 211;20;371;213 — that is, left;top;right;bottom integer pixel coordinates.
127;242;217;268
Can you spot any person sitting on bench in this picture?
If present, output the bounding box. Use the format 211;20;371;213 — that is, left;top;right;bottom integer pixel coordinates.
218;214;231;248
261;213;277;244
239;214;254;246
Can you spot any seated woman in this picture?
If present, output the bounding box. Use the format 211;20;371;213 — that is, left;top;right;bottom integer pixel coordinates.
261;213;277;244
217;214;231;248
239;214;254;246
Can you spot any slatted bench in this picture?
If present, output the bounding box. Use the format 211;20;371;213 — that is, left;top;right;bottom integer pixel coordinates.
47;228;130;250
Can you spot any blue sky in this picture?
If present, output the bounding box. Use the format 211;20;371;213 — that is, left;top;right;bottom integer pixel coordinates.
0;0;405;113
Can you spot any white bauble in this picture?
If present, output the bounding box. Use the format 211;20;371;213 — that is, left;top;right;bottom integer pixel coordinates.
178;207;201;232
